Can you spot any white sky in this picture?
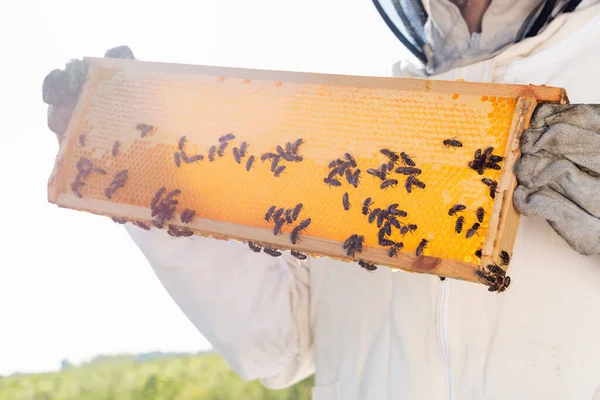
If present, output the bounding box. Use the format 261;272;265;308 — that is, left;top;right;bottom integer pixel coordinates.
0;0;406;375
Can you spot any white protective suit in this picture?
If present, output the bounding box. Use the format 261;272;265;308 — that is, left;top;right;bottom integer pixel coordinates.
125;1;600;399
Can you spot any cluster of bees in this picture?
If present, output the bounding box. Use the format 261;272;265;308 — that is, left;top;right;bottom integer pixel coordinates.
260;139;305;177
448;204;484;238
476;250;511;292
70;123;514;292
324;153;360;188
264;204;312;244
71;157;106;198
468;147;503;199
367;149;426;193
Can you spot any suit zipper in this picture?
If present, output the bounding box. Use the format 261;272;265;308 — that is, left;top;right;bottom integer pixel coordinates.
439;279;452;400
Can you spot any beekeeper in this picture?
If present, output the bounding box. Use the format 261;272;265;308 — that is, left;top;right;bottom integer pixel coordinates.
44;0;600;399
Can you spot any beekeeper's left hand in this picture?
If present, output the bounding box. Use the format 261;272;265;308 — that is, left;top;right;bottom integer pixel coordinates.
513;103;600;256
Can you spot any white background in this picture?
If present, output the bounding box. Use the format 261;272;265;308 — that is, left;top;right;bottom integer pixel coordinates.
0;0;406;375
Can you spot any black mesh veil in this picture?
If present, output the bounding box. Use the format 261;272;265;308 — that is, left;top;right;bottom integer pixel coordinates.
372;0;584;67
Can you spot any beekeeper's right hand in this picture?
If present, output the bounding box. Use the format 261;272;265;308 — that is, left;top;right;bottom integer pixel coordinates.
42;46;135;143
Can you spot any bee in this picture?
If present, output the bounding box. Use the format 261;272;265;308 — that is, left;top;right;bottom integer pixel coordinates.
178;136;187;151
271;156;281;172
407;175;426;190
166;189;181;200
443;138;463;149
377;228;388;244
466;222;481;238
455;216;465;234
383;222;392;236
219;133;235;142
379;237;395;247
475;249;482;258
112;217;128;224
181;208;196;224
344;234;358;251
261;152;277;161
273;219;285;235
344;153;357;168
474;148;482;159
342;192;350;210
389;217;401;229
448;204;466;216
217;141;228;157
274;165;286;177
358;260;378;271
500;250;510;266
400;224;417;236
71;180;84;198
208;145;216;161
487;263;506;276
188;154;204;163
336;161;350;176
291;250;307;260
285;209;294;224
476;207;485;223
285;142;292;153
132;221;151;230
112;141;120;157
468;160;485;175
174;152;181;167
415;238;428;257
368;208;381;224
248;241;262;252
233;147;242;164
79;134;86;146
76;157;93;173
265;205;277;221
104;188;113;199
395;166;421;175
296;218;311;231
362;198;374;215
367;168;383;179
345;169;354;185
246;155;255;171
292;138;305;152
489;155;504;163
350;235;365;256
400;152;415;166
481;178;497;187
389;242;404;258
379;163;388;177
351;169;361;188
386;160;394;171
484;162;501;170
380;149;399;162
93;168;107;175
483;146;494;157
276;145;286;157
324;177;342;187
290;226;304;244
264;247;282;257
389;208;407;218
376;211;386;228
239;141;249;157
291;203;303;220
150;187;167;210
136;123;154;138
381;179;399;190
273;208;285;222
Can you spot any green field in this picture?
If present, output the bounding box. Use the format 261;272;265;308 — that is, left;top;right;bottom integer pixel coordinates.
0;353;313;400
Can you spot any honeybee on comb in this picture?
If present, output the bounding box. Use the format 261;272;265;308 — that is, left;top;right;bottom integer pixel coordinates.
415;238;429;257
443;138;463;149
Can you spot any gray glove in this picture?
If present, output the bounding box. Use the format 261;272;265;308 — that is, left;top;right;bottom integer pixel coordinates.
42;46;135;142
514;103;600;256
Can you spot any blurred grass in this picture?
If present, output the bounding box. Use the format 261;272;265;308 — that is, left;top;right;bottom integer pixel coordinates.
0;352;313;400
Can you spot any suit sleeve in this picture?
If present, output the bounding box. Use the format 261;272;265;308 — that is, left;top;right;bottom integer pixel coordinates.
124;224;315;387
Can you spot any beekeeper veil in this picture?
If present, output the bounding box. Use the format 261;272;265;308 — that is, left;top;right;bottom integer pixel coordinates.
372;0;584;76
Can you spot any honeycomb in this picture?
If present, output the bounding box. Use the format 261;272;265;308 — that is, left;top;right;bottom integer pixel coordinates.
47;59;565;281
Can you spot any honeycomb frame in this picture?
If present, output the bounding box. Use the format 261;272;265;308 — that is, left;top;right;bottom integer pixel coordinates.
47;57;568;286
